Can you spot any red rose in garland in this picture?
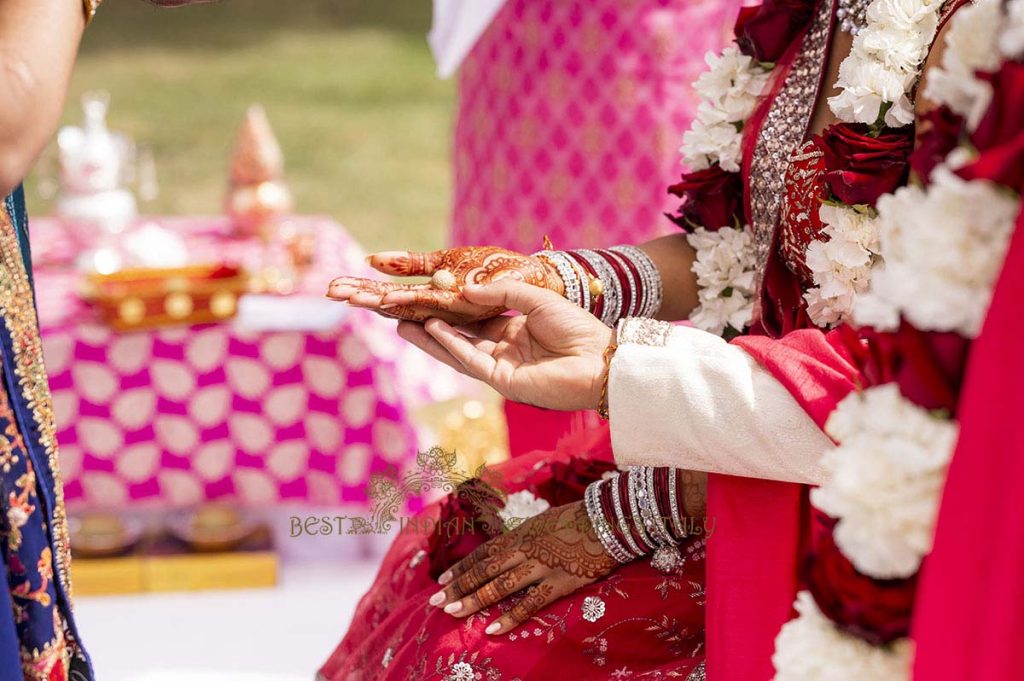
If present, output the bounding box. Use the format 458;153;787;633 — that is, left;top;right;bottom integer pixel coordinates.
909;107;965;183
959;64;1024;191
970;63;1024;153
668;165;745;232
734;0;816;63
816;123;914;206
531;457;616;508
847;323;971;415
804;509;917;646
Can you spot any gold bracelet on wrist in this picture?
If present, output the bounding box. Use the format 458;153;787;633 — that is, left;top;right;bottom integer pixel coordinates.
83;0;103;26
597;341;617;420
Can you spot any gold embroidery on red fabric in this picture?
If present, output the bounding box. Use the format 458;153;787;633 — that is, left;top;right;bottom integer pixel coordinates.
0;210;74;605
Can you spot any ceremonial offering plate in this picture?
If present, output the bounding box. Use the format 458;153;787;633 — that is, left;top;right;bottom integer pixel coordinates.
166;505;261;553
82;263;249;331
69;512;145;558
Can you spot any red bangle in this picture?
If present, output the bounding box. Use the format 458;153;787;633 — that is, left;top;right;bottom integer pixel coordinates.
565;250;604;319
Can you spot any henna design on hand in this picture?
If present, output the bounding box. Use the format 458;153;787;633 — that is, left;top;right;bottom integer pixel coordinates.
518;503;618;580
328;246;565;324
680;470;707;519
445;531;518;597
468;562;536;611
505;582;555;626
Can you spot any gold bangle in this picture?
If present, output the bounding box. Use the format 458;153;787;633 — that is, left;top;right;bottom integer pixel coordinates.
596;341;617;420
83;0;102;25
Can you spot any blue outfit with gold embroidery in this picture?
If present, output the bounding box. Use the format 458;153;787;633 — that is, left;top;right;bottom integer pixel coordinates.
0;188;91;681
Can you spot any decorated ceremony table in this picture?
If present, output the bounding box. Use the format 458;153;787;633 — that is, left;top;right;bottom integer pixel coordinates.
30;216;463;510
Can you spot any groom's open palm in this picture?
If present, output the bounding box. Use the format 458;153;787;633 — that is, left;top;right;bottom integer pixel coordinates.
397;280;613;412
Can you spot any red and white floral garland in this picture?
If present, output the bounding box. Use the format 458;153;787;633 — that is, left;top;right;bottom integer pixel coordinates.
677;46;772;335
774;0;1024;678
678;0;948;334
674;0;1024;677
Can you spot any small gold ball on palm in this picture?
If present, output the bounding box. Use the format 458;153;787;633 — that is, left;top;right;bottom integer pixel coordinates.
431;269;458;291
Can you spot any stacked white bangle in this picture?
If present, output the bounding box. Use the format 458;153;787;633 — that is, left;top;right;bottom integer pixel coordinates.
583;467;688;574
585;476;633;564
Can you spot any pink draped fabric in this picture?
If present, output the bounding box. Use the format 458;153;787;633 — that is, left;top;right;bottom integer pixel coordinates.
911;208;1024;680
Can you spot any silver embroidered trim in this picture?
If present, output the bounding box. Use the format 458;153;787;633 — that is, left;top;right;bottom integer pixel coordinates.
749;0;835;303
616;317;673;347
686;662;707;681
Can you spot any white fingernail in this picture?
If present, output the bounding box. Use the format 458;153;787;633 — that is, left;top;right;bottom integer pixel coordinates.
443;601;463;614
438;571;453;585
428;591;446;607
485;622;501;635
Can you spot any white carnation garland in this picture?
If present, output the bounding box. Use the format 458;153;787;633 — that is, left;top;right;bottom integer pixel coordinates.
775;2;1024;678
803;203;881;327
679;47;771;335
684;0;947;333
801;0;946;328
811;384;959;579
681;46;772;174
773;592;913;681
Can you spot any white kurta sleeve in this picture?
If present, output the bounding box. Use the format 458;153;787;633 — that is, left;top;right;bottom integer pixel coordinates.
607;318;833;485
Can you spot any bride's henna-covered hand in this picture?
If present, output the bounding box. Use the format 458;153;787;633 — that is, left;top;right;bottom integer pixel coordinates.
427;501;618;635
326;246;564;324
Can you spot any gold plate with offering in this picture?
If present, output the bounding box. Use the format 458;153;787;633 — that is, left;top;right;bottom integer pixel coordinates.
165;504;260;553
83;263;250;331
69;512;144;559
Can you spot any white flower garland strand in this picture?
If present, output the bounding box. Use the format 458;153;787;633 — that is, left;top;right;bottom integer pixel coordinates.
803;204;881;327
802;0;946;329
677;45;770;336
923;0;1004;131
829;0;945;128
686;227;758;336
773;592;914;681
811;385;959;579
1002;0;1024;59
854;164;1021;337
686;0;947;335
776;3;1023;677
681;46;772;173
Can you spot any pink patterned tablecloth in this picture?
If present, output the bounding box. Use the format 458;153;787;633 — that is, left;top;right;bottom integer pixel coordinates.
31;216;463;510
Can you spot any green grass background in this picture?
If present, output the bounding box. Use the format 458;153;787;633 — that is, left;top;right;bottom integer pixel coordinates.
28;0;454;254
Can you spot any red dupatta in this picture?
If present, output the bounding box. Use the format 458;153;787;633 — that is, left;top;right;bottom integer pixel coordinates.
910;208;1024;680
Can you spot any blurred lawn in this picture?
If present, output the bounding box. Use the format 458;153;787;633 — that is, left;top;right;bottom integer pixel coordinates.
27;0;454;254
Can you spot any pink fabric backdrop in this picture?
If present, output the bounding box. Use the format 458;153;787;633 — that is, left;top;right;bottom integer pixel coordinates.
451;0;742;456
31;216;465;509
450;0;741;253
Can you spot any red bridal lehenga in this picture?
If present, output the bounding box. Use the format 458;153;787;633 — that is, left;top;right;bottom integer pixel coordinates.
318;432;709;681
321;0;1024;678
